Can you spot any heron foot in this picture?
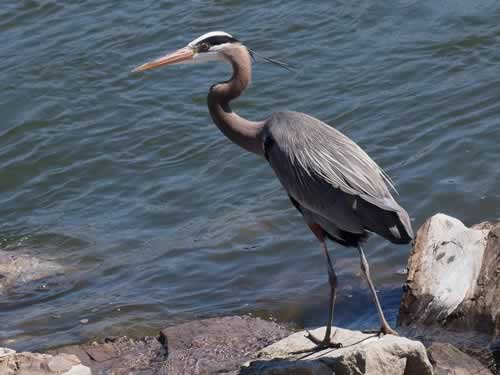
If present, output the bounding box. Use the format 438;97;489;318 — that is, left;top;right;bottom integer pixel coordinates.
290;330;343;354
362;323;398;337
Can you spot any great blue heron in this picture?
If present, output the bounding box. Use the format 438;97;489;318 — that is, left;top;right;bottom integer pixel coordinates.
133;31;414;352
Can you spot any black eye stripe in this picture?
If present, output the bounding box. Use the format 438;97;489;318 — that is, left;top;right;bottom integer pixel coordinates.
196;35;238;48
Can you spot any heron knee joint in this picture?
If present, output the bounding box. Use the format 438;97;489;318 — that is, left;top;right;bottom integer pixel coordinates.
328;270;337;288
360;258;369;274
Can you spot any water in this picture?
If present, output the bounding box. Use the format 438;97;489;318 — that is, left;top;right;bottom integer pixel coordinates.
1;0;499;351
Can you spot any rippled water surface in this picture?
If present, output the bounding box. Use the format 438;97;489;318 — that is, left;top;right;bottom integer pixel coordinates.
1;0;499;351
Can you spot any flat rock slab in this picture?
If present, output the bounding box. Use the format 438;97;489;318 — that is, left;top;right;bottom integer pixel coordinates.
399;214;500;335
50;316;290;374
0;348;91;375
242;327;434;375
158;315;291;374
49;336;165;375
428;342;494;375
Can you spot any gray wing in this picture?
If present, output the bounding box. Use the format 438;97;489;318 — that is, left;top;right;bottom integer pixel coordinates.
263;111;413;244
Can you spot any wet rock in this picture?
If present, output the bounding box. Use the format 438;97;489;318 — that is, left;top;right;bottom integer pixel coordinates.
427;342;494;375
242;326;434;375
0;250;64;293
158;315;291;374
50;316;290;375
0;347;91;375
399;213;500;334
49;336;165;375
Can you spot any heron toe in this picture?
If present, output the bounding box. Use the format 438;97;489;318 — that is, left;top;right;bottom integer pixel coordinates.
362;324;399;337
380;323;398;336
289;330;343;354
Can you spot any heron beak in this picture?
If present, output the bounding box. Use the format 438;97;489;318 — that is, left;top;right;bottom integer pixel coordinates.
132;47;194;72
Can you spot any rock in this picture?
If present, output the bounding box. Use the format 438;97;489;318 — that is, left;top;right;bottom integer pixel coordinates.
0;250;64;293
399;213;500;334
398;324;493;366
157;315;291;374
242;326;434;375
398;214;500;372
427;342;494;375
491;339;500;374
49;336;165;375
0;348;16;357
0;347;91;375
50;316;290;375
453;220;500;335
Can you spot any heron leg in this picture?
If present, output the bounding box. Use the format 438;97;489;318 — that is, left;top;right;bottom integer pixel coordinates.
295;236;342;353
357;245;398;336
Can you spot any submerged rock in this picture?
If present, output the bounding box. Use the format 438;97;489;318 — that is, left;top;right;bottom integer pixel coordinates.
242;326;434;375
399;214;500;335
0;250;64;293
0;347;91;375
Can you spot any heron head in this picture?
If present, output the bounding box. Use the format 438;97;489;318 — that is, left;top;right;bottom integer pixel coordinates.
132;31;240;72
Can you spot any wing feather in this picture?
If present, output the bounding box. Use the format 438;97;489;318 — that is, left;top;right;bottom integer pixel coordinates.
264;111;413;242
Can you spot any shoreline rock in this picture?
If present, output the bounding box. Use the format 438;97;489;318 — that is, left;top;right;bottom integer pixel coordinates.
0;348;91;375
398;214;491;327
399;214;500;335
157;315;290;374
2;213;499;374
48;336;165;374
3;316;498;374
243;326;433;375
45;316;291;375
398;213;500;374
428;342;493;375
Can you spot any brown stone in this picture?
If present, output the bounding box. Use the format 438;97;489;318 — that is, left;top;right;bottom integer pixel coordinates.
428;342;494;375
85;344;117;362
157;315;290;374
49;336;164;374
49;316;290;375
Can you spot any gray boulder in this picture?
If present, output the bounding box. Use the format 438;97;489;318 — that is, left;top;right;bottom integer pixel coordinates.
399;214;500;335
241;327;434;375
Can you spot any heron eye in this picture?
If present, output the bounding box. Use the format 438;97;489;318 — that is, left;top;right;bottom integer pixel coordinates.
199;42;210;52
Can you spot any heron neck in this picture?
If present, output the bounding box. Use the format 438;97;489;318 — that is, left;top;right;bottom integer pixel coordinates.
207;45;264;156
